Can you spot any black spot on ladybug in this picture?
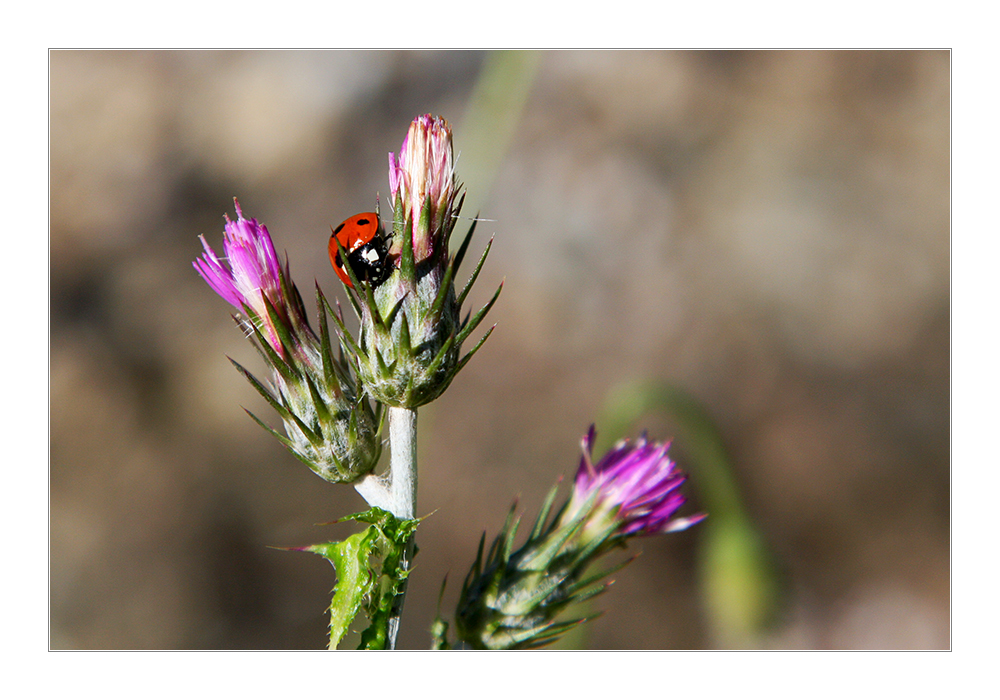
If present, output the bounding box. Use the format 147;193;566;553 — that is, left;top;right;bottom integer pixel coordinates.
333;222;346;235
356;218;371;227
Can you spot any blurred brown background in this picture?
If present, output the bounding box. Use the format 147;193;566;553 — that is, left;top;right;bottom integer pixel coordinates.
50;50;949;650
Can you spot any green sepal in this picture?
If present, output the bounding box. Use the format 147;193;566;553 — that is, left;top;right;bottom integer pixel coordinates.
450;213;478;275
237;308;298;385
528;483;563;540
567;555;635;601
392;190;406;240
324;293;366;368
360;267;386;330
423;333;456;380
228;357;321;446
427;252;457;325
442;190;466;256
417;197;432;259
228;357;290;420
333;236;387;335
398;216;416;283
332;236;364;293
315;284;354;392
457;235;495;310
396;310;412;356
497;502;522;562
260;293;299;363
381;293;408;336
455;279;503;348
459;533;488;602
242;407;296;451
454;324;496;377
242;407;351;481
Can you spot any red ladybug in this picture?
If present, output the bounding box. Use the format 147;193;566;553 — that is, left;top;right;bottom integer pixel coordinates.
328;212;392;289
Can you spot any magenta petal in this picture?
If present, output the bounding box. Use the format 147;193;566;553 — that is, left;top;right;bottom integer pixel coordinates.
573;428;704;536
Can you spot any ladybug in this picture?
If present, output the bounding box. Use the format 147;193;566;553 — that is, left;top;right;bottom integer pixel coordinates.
328;212;393;289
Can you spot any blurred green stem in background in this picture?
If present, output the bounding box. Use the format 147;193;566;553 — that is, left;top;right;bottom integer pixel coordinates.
457;51;542;223
598;381;782;647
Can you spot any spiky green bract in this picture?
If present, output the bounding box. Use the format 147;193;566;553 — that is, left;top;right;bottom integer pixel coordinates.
194;200;382;484
341;115;499;408
235;285;383;483
437;483;623;650
301;507;420;650
343;211;499;408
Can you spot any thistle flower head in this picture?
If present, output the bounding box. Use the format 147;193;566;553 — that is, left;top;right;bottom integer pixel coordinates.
565;426;707;538
341;115;500;408
435;427;705;650
194;199;381;484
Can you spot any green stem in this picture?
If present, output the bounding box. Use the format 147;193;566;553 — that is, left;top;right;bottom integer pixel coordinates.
388;406;418;521
385;406;417;648
351;406;418;649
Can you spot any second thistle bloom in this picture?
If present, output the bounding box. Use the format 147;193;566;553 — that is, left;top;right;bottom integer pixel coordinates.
563;426;707;542
342;115;500;408
195;200;381;484
439;427;705;650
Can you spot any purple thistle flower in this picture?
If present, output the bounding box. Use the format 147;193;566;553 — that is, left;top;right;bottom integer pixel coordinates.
566;426;706;537
194;199;312;357
193;198;382;483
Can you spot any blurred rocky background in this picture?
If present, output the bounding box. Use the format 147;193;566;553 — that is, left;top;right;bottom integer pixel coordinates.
50;50;949;649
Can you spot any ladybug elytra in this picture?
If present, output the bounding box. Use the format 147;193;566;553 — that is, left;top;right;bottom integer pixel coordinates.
329;212;393;289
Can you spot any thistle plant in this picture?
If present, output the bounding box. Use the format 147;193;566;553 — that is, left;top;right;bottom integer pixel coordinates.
194;114;704;650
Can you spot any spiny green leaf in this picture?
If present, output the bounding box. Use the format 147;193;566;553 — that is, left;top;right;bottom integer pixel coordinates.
325;297;365;365
423;333;456;380
332;236;364;293
315;284;344;390
361;269;386;329
303;528;379;649
515;517;582;572
443;191;467;254
303;371;332;427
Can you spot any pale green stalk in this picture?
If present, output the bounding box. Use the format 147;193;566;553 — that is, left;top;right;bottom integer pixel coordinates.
354;406;418;648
